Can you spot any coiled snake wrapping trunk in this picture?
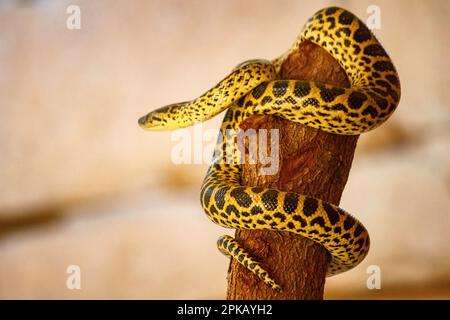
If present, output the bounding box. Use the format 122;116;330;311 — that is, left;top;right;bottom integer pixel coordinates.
139;7;401;291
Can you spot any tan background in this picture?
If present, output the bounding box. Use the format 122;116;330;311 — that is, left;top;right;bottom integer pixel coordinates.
0;0;449;299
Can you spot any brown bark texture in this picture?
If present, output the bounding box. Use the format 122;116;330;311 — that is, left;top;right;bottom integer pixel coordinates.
226;41;358;300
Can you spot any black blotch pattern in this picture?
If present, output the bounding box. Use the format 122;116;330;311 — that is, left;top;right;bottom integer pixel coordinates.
331;103;348;112
386;74;399;86
323;202;340;225
354;224;365;237
343;216;355;231
234;110;241;122
294;81;311;98
352;44;361;55
369;93;388;110
283;192;299;214
376;79;391;89
303;97;320;108
348;91;368;109
326;17;336;29
214;186;229;210
252;187;264;193
336;27;351;37
230;187;252;208
222;109;234;122
342;233;351;240
373;61;394;72
311;216;326;227
293;215;307;227
262;190;279;211
272;80;289;97
389;89;399;102
285;96;296;105
273;212;286;222
362;106;378;118
225;204;239;216
361;57;371;64
202;185;214;208
220;211;228;219
261;96;273;106
319;86;345;102
209;204;219;216
338;11;354;25
355;238;365;249
364;44;387;57
331;116;342;123
325;7;338;15
252;82;268;99
373;87;386;96
353;23;371;43
251;206;264;215
303;197;319;216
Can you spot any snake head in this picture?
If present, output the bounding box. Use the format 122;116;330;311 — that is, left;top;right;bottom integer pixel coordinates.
138;101;190;131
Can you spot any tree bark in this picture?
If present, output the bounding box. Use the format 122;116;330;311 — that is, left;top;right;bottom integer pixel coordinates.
226;41;357;300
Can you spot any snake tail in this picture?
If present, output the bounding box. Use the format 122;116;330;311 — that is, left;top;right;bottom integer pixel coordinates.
217;235;283;292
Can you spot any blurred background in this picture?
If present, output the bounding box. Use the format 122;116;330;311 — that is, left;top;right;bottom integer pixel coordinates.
0;0;449;299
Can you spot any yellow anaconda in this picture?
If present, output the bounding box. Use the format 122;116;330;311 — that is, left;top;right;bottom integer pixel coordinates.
138;7;401;292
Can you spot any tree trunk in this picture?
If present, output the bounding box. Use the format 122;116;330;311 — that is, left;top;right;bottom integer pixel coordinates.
226;41;357;300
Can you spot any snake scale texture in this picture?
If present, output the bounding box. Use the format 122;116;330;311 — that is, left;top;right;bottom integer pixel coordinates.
139;7;401;291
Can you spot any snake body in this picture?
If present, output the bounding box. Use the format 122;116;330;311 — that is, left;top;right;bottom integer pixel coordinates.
139;7;400;291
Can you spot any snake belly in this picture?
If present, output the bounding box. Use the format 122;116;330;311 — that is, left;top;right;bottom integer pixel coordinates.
138;7;401;292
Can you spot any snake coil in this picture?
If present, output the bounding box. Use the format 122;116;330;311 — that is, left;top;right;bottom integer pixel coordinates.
139;7;400;291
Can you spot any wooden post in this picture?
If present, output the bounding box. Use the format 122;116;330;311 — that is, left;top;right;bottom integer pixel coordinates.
226;41;358;300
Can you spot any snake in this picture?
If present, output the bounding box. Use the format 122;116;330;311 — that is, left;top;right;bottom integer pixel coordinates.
138;7;400;292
